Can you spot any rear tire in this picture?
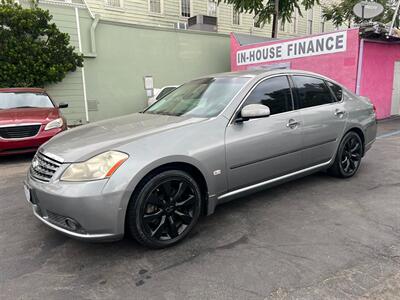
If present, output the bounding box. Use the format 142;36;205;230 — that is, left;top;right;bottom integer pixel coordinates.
127;170;202;249
328;131;363;178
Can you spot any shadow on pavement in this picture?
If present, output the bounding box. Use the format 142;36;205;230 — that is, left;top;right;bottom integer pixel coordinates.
0;152;34;164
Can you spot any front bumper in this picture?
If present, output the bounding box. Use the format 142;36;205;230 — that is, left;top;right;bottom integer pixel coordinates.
25;174;125;241
0;127;64;156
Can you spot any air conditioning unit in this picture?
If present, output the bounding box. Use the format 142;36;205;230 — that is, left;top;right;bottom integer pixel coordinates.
188;15;217;32
174;22;188;30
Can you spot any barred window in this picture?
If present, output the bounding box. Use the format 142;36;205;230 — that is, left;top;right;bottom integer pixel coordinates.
321;19;325;32
207;0;217;17
279;21;285;32
307;9;313;34
149;0;161;13
233;9;240;25
254;15;261;28
291;11;297;33
181;0;191;17
105;0;122;8
320;7;325;32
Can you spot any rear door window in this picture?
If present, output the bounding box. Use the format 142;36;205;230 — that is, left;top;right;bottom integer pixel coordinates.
292;76;334;109
326;81;343;102
244;76;293;115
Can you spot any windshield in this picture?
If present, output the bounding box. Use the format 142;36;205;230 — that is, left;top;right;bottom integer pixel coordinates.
0;92;54;109
145;77;250;117
156;87;177;100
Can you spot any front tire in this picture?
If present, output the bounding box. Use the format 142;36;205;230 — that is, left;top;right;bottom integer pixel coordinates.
127;170;202;248
328;131;363;178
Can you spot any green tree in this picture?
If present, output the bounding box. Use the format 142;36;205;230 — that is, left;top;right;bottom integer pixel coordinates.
219;0;320;38
322;0;396;28
0;0;83;88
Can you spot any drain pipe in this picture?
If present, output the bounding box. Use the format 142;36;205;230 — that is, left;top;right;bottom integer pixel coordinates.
80;0;98;58
86;15;100;58
355;38;365;95
81;0;95;19
75;7;90;123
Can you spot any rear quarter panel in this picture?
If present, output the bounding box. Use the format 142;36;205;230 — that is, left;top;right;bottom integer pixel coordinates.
343;90;377;149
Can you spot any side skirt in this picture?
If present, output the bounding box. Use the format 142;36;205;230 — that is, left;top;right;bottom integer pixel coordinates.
217;159;333;202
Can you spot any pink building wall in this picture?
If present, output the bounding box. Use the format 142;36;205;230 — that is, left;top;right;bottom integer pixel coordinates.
231;29;360;92
359;41;400;119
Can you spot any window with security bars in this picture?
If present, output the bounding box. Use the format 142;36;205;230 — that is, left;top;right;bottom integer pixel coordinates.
181;0;191;17
149;0;161;13
321;19;325;32
320;7;325;32
233;9;240;25
105;0;122;8
279;21;285;32
291;11;297;33
307;9;313;34
254;15;261;28
207;0;217;17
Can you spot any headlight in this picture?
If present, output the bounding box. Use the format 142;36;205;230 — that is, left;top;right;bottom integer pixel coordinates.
60;151;129;182
45;118;63;131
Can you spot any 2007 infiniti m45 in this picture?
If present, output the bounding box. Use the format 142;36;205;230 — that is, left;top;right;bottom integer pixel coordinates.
24;70;377;248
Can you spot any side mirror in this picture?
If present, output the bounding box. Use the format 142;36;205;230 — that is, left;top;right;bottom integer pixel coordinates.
237;104;270;122
58;102;68;109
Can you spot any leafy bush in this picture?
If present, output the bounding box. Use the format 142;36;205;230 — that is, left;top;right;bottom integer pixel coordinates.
0;0;83;87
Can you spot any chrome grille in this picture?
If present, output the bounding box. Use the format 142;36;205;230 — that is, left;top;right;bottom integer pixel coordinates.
0;124;41;139
30;152;62;182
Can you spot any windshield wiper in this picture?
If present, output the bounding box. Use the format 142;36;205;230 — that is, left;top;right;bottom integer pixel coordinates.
13;106;36;109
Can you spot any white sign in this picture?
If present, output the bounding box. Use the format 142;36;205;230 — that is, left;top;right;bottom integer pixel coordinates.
236;31;347;66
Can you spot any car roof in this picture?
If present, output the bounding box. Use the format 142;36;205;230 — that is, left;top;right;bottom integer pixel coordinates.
207;69;331;80
0;87;46;93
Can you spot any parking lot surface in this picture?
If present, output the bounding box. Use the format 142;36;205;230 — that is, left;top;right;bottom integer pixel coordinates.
1;118;400;300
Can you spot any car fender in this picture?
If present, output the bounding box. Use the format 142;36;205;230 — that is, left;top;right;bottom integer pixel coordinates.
103;154;218;235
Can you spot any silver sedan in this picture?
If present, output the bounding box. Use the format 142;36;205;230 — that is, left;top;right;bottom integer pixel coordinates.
24;70;377;248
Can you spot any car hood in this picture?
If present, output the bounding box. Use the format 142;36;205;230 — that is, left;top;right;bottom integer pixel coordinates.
0;107;60;126
40;113;205;162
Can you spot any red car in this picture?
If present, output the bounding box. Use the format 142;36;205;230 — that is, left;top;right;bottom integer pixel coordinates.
0;88;68;156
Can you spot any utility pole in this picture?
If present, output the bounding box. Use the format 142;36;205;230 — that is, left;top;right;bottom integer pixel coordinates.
271;0;279;38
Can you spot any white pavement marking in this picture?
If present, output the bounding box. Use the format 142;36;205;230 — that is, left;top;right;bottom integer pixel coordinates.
377;130;400;139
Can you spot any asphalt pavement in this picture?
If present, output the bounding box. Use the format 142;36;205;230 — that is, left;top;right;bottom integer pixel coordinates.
0;117;399;300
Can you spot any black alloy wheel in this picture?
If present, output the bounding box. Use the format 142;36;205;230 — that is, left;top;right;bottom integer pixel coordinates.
127;170;202;248
329;131;363;178
340;135;362;175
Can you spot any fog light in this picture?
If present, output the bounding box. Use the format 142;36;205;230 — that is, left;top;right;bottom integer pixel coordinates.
65;218;79;231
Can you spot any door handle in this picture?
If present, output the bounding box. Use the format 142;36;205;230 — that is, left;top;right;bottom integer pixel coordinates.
286;119;299;129
334;109;345;118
